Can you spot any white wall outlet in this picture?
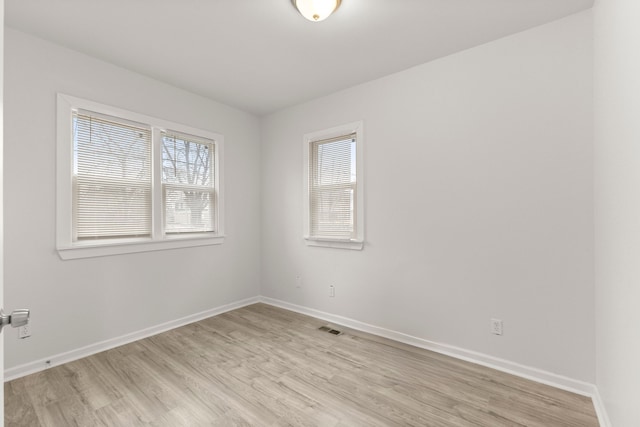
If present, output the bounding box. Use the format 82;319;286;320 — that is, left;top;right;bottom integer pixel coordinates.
329;285;335;297
18;325;31;339
490;318;503;335
296;275;302;289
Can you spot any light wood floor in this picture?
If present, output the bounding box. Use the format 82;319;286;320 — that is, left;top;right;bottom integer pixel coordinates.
5;303;599;426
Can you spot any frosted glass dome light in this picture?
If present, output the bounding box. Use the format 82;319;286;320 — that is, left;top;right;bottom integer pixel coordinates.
291;0;342;22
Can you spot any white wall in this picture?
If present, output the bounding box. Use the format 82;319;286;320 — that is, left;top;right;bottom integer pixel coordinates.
261;12;595;382
4;10;599;392
594;0;640;425
3;29;262;370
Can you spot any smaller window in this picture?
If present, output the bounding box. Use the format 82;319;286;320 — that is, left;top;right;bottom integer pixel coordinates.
303;121;364;250
161;131;217;234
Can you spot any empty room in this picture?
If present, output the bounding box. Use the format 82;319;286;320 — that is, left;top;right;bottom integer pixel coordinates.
1;0;638;426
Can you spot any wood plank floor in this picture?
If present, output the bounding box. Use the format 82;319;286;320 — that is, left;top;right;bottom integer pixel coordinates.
5;303;599;426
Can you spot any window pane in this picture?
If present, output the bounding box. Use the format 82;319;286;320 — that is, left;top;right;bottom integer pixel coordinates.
162;133;213;187
164;186;216;233
314;138;355;186
310;185;355;237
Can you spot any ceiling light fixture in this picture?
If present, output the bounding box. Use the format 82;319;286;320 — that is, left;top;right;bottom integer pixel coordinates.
291;0;342;22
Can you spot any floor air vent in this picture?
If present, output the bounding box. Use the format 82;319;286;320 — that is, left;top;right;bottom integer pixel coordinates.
318;326;343;335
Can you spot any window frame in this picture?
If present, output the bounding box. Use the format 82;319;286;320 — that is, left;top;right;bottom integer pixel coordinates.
56;93;225;260
302;121;364;250
160;130;218;235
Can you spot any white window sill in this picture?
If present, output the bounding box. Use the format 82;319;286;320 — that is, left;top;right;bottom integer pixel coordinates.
57;235;225;260
304;237;364;251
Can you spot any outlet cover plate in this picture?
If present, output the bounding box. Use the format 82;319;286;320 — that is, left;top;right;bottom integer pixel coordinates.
490;318;503;335
18;325;31;339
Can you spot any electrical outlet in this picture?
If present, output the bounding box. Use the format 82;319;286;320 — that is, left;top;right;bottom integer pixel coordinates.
18;325;31;339
329;285;335;297
296;276;302;289
490;318;503;335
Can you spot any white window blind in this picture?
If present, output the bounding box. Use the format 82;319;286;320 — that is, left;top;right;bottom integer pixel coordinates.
309;133;357;239
73;110;152;240
162;131;216;234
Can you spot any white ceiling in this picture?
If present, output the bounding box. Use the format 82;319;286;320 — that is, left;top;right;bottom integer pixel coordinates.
6;0;593;116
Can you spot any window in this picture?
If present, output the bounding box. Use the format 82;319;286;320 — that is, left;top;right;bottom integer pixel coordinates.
73;110;153;241
57;94;224;259
303;121;364;250
161;131;216;234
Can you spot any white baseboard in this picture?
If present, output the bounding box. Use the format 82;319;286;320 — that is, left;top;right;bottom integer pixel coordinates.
591;388;612;427
4;294;611;427
4;296;261;382
260;297;605;410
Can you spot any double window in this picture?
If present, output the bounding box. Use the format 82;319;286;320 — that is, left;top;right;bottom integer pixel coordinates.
303;121;364;250
57;94;224;259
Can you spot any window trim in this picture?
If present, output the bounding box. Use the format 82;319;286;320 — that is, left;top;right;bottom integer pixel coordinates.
56;93;225;260
302;121;364;250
